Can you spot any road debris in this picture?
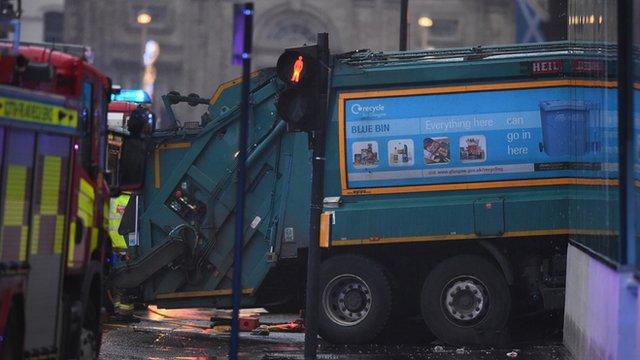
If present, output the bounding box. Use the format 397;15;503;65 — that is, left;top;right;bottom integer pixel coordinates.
251;325;270;336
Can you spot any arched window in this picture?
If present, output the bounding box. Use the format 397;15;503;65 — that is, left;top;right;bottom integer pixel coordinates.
256;5;338;51
43;11;64;43
266;22;318;46
253;6;339;69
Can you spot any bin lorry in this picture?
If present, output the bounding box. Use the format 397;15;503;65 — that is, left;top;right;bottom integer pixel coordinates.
0;39;111;358
109;41;617;345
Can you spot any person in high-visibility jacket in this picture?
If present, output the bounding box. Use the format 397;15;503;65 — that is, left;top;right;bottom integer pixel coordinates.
109;193;130;250
109;193;140;322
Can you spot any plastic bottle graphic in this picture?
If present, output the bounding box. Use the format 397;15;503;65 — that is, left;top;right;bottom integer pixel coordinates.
391;146;398;164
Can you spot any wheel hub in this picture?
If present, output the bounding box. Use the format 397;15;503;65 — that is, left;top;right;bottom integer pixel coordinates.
323;275;372;326
343;286;366;311
443;278;487;323
77;327;97;360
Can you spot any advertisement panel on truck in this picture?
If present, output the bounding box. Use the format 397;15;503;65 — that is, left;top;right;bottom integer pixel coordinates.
340;81;618;194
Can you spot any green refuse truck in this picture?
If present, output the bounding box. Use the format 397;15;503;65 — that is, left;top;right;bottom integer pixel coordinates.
109;41;618;345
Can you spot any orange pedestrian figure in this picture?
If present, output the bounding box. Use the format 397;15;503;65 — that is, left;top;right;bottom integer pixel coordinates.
291;56;304;83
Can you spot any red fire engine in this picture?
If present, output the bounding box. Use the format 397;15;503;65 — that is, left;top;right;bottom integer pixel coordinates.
0;39;111;358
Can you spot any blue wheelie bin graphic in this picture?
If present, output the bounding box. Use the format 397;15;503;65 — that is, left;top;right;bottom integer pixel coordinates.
539;100;592;157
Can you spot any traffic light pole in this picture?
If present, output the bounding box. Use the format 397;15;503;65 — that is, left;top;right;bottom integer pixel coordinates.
230;3;253;360
400;0;408;51
304;32;329;360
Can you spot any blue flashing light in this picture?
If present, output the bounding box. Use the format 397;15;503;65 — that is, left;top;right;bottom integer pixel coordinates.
111;89;151;104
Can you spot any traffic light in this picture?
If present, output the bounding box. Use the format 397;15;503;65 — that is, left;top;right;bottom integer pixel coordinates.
276;47;318;88
275;45;321;132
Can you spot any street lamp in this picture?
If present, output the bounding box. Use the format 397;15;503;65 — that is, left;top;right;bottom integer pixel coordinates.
137;11;152;25
418;16;433;49
137;9;152;88
418;16;433;28
137;10;152;51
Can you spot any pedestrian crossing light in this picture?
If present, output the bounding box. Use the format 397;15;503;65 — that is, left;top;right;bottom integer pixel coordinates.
275;45;320;131
291;56;303;83
276;47;317;88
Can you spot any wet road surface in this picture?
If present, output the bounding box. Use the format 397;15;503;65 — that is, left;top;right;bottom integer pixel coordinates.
99;307;573;359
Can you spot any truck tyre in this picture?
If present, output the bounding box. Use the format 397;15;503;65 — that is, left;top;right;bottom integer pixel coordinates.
319;254;393;344
78;300;100;360
2;299;24;360
420;254;510;345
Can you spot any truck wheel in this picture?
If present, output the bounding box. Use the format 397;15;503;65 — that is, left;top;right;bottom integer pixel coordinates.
420;254;510;345
319;255;393;344
78;301;100;360
2;299;24;360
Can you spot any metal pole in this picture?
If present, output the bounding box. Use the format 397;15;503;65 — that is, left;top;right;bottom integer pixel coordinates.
399;0;408;51
617;0;635;266
304;32;329;360
11;18;20;55
230;3;252;360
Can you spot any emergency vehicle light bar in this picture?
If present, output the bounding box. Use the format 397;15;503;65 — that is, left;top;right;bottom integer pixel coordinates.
111;89;151;104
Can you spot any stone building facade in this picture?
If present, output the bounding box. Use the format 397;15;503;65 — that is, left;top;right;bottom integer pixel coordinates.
20;0;65;43
64;0;514;122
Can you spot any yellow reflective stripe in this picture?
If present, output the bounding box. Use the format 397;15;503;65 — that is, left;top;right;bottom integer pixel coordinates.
40;156;61;215
67;221;76;266
109;195;129;249
3;165;27;226
103;202;109;229
109;231;127;250
68;179;96;267
30;215;40;255
30;156;63;255
1;166;29;261
77;179;94;226
54;214;64;254
0;96;78;128
79;178;94;196
90;227;99;253
19;226;28;261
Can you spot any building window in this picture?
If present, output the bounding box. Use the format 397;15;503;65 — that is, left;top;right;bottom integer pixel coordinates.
43;11;64;43
430;19;460;39
268;23;317;45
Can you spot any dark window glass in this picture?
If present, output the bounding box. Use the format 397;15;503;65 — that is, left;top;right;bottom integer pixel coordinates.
43;11;64;43
81;81;94;175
